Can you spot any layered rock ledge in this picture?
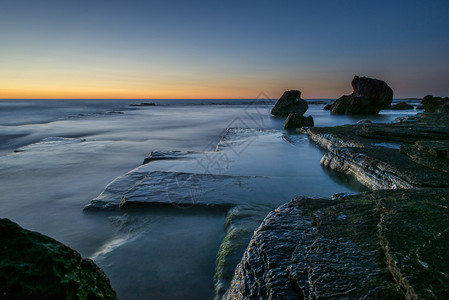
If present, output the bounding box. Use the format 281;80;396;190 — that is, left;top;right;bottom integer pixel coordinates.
226;189;449;299
303;113;449;189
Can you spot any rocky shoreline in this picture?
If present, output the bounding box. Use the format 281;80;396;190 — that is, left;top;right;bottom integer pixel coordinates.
224;111;449;298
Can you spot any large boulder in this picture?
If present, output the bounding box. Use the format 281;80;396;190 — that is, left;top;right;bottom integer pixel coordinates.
271;90;308;117
282;114;314;129
0;218;117;299
422;95;449;113
330;76;393;114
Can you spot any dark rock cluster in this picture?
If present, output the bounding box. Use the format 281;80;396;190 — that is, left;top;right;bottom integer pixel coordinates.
422;95;449;113
271;90;314;129
329;76;393;114
0;219;117;300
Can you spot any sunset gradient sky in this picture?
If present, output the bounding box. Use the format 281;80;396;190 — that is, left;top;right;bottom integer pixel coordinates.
1;0;449;99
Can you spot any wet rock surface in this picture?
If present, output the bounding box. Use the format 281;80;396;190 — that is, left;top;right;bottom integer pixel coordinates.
214;205;270;299
422;95;449;113
226;189;449;299
0;218;117;300
303;113;449;189
271;90;308;117
330;76;393;114
282;114;314;129
391;101;414;110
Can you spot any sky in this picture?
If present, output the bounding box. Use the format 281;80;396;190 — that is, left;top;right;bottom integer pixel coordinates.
1;0;449;99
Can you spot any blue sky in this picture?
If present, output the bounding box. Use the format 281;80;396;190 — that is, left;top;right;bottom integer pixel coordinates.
1;0;448;98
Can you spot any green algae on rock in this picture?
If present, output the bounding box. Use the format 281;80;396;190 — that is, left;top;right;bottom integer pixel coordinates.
0;219;117;300
214;205;271;299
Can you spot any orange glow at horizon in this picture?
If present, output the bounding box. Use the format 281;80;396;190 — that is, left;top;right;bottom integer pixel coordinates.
0;76;350;100
0;86;346;100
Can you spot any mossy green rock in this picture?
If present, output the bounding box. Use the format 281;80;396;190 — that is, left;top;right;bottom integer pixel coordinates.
226;189;449;299
0;219;117;300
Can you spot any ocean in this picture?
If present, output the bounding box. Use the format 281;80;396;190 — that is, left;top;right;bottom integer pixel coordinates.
0;98;420;299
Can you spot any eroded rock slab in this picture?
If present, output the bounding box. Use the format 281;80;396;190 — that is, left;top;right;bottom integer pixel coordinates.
226;189;449;299
86;128;364;210
303;113;449;189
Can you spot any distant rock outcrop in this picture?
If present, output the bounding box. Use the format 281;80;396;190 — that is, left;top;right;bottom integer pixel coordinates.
330;76;393;114
282;113;314;129
421;95;449;113
0;218;117;299
129;102;156;107
391;101;413;110
271;90;308;117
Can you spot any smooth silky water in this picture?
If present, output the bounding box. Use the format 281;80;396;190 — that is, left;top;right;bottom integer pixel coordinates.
0;98;419;299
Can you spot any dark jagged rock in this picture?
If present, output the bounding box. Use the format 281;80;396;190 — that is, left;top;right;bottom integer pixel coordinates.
0;219;117;299
391;101;414;110
303;113;449;189
323;104;332;110
330;76;393;114
422;95;449;113
226;189;449;299
282;114;314;129
270;90;308;117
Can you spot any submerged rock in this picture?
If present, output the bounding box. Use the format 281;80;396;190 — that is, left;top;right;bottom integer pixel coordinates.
271;90;308;117
282;114;314;129
142;150;196;164
226;189;449;299
0;218;117;299
330;76;393;114
129;102;156;107
391;101;414;110
421;95;449;113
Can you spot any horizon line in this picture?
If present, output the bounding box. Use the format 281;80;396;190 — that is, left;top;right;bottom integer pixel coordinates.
0;97;423;100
